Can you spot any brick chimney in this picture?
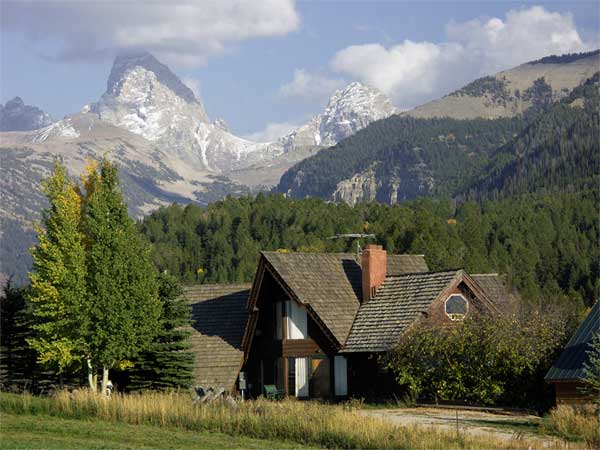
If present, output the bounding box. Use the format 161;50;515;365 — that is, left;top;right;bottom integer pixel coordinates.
361;244;387;302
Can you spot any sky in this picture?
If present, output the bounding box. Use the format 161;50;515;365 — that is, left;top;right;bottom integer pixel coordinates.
1;1;598;141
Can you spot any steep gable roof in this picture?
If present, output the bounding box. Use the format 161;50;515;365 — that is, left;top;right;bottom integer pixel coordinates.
257;252;429;348
545;300;599;382
343;270;462;353
261;252;362;347
183;284;251;391
471;274;520;313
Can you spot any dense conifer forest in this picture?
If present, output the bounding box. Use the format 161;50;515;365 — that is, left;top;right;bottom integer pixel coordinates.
139;189;599;309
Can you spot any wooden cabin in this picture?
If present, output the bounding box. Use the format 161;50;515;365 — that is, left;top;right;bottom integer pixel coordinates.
184;245;516;399
545;301;599;405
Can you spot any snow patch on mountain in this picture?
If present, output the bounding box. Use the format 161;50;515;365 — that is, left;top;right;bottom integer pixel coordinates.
32;118;80;142
277;82;398;152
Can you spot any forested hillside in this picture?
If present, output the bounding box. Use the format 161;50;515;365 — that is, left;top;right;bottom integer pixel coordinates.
139;190;599;309
277;73;598;205
463;74;599;200
276;115;525;203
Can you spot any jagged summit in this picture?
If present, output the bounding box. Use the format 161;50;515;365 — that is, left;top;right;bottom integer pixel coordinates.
277;81;397;152
0;96;53;132
107;51;198;104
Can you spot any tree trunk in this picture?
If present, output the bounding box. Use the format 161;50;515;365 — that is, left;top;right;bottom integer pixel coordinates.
87;357;96;392
101;366;109;397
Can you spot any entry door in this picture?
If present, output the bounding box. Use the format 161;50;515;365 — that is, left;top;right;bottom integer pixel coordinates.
310;357;330;398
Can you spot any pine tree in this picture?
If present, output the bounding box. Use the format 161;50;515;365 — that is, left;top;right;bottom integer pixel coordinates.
27;161;88;376
582;332;600;401
0;282;37;390
81;158;162;393
125;272;194;391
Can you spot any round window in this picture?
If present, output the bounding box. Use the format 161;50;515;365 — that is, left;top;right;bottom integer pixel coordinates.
445;294;468;321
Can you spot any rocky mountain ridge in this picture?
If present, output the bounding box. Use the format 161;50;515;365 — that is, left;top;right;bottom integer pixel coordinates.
0;97;53;132
0;51;396;282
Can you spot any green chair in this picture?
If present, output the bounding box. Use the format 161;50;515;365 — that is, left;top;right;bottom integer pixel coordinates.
264;384;285;400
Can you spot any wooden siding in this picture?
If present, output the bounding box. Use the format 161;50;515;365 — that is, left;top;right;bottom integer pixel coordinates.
553;381;597;405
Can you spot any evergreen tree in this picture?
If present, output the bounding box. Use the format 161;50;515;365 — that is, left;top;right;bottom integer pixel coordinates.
125;272;194;391
81;158;162;393
26;161;88;376
582;332;600;401
0;282;37;390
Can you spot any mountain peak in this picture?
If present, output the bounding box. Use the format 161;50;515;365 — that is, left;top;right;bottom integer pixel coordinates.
5;97;25;109
106;50;197;104
0;96;53;131
325;82;397;116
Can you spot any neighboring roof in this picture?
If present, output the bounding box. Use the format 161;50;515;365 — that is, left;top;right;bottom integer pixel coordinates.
183;284;251;391
545;301;599;382
261;252;362;347
471;274;520;312
386;254;429;275
342;270;462;353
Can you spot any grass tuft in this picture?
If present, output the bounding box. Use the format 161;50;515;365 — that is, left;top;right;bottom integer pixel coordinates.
542;404;600;448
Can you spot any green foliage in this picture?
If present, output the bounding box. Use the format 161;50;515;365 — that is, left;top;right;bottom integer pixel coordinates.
0;282;36;390
26;161;88;374
21;158;165;391
456;75;510;101
582;332;600;401
140;190;599;308
82;158;162;370
531;50;599;65
382;309;572;409
123;273;194;391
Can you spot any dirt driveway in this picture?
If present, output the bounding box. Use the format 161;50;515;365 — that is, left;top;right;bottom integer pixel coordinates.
359;407;565;448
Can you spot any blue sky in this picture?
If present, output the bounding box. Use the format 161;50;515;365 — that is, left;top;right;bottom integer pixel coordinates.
1;1;598;140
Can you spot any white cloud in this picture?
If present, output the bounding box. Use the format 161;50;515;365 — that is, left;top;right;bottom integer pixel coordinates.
446;6;590;73
2;0;300;68
243;121;299;142
278;69;346;101
182;76;202;99
329;6;593;108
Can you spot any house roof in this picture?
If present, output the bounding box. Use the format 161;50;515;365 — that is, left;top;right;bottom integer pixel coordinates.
471;274;520;313
386;254;429;275
261;252;362;347
342;270;464;353
183;284;251;391
260;252;429;347
545;300;599;382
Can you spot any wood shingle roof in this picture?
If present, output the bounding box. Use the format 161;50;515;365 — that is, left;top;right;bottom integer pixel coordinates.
183;284;251;391
342;270;462;353
262;252;362;347
471;274;520;314
261;252;429;347
545;300;599;382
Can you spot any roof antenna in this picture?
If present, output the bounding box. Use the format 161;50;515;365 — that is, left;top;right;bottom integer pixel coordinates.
326;233;376;261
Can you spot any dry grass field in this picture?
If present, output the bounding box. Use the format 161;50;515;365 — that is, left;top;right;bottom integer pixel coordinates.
1;391;597;449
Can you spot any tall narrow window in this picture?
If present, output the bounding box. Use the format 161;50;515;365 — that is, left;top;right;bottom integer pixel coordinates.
286;301;307;339
334;355;348;396
295;357;309;397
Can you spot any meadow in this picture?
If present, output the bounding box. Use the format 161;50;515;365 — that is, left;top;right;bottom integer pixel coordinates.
2;390;598;449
